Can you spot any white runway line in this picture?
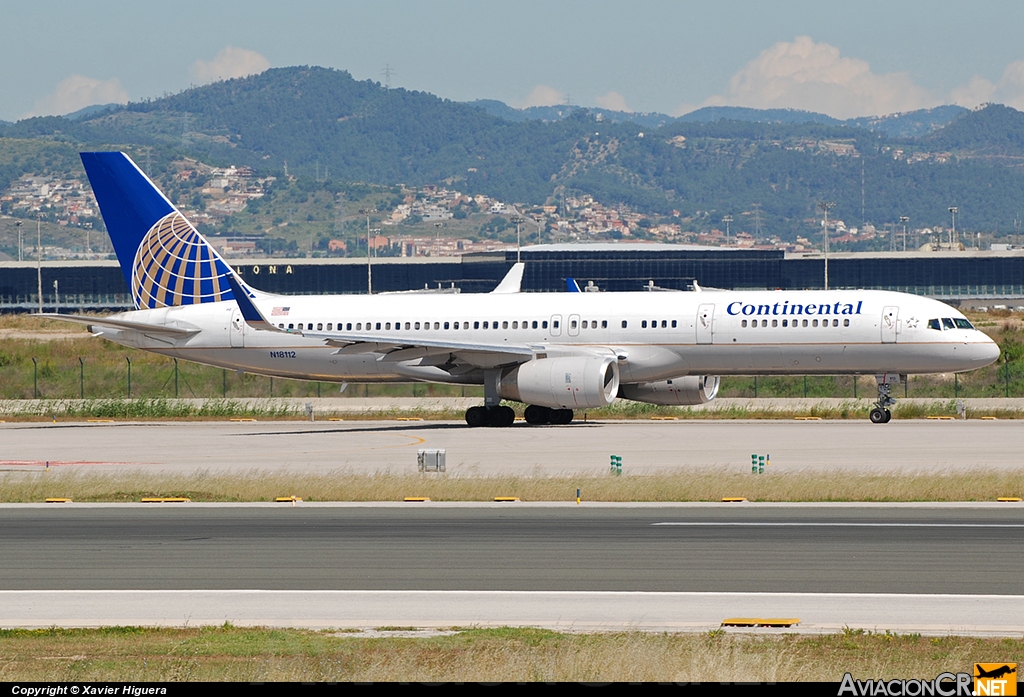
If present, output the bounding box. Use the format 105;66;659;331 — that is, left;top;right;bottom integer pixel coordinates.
2;590;1022;635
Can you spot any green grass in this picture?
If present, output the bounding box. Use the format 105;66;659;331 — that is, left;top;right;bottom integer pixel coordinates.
0;626;1021;682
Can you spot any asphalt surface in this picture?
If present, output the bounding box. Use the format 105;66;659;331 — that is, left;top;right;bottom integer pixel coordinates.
3;505;1022;594
3;418;1024;474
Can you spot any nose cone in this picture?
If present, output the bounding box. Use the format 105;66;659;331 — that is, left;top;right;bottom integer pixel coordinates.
971;336;1001;367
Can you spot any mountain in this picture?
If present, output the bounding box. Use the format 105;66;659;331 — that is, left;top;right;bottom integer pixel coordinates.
678;106;840;126
924;103;1024;156
468;100;677;129
2;67;1024;235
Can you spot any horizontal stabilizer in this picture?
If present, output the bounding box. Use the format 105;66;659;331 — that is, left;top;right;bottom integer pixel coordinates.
37;313;199;337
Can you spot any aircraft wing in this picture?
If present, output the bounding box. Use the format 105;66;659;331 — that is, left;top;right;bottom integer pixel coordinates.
36;313;200;337
224;274;536;369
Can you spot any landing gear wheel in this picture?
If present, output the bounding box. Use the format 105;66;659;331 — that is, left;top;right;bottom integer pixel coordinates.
549;408;574;425
487;405;516;427
524;405;551;425
869;374;902;424
465;406;488;427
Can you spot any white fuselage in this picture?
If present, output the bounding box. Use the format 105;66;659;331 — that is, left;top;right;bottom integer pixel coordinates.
89;288;1000;385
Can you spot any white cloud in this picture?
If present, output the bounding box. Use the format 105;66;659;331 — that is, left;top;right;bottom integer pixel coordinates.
594;91;631;112
23;75;128;118
511;84;565;109
191;46;270;84
952;61;1024;111
703;36;937;119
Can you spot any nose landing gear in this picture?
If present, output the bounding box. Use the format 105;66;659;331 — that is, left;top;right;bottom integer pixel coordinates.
869;374;904;424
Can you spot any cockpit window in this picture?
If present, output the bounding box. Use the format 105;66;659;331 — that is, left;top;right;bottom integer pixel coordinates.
928;319;941;330
942;318;956;330
954;318;974;330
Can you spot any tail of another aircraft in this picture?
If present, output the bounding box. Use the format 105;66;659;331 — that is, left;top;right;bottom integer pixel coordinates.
80;151;255;309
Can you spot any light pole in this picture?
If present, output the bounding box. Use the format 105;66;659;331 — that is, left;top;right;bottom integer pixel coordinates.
510;216;525;263
817;201;835;290
433;222;445;258
358;208;376;294
16;220;23;262
723;215;733;244
36;215;43;313
948;206;958;248
899;216;909;252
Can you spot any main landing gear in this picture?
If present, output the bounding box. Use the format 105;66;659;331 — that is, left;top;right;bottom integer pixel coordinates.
464;368;575;427
464;404;574;427
869;373;904;424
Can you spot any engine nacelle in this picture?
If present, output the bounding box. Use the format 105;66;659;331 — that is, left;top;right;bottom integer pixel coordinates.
499;355;620;409
618;375;720;406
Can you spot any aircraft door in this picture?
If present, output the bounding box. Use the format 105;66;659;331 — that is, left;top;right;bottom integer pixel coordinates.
567;314;580;337
550;314;562;337
881;306;899;344
696;303;715;344
230;308;245;348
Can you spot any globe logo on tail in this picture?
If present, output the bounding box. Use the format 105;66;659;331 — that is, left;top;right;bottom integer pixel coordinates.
131;211;233;308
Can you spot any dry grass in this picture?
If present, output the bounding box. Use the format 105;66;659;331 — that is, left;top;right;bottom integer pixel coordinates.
2;468;1022;503
0;626;1020;682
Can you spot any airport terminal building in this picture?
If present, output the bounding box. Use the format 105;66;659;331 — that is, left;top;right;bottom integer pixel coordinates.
3;244;1024;312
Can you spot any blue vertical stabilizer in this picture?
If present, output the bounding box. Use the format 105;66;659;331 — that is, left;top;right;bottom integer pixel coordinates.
80;151;250;309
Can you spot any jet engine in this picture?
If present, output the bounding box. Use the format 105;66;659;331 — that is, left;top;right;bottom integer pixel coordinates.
499;355;620;409
618;375;720;405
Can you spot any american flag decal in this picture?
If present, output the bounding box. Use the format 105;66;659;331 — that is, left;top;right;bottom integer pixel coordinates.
271;307;290;316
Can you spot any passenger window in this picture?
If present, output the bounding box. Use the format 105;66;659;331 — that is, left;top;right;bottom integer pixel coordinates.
533;321;539;329
346;323;352;330
942;318;955;330
553;320;559;328
661;320;667;328
621;320;627;328
812;320;818;327
444;322;450;330
843;319;850;327
288;323;294;329
741;320;747;327
474;321;480;329
762;320;768;327
278;323;284;329
642;320;648;328
433;322;439;330
375;323;381;330
405;322;411;330
772;320;778;327
356;323;361;330
671;320;676;328
603;320;608;328
833;319;838;327
454;322;459;329
782;319;787;327
543;321;549;329
326;323;332;331
581;321;587;329
503;321;509;329
385;323;391;330
482;321;488;329
513;321;519;329
802;319;808;327
570;320;577;329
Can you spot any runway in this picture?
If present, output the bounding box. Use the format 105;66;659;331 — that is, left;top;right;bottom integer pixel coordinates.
2;418;1024;474
1;504;1022;633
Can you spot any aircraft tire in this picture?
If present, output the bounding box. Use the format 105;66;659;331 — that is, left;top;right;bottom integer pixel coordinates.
488;405;516;427
550;408;574;425
883;408;892;423
869;408;887;424
524;405;551;425
466;406;488;427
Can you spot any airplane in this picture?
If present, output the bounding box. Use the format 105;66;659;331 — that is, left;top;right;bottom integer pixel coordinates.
44;151;1001;426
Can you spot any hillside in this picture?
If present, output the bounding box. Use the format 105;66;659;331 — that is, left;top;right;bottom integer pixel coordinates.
2;67;1024;244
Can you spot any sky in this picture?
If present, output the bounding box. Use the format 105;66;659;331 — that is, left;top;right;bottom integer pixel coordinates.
3;1;1024;122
